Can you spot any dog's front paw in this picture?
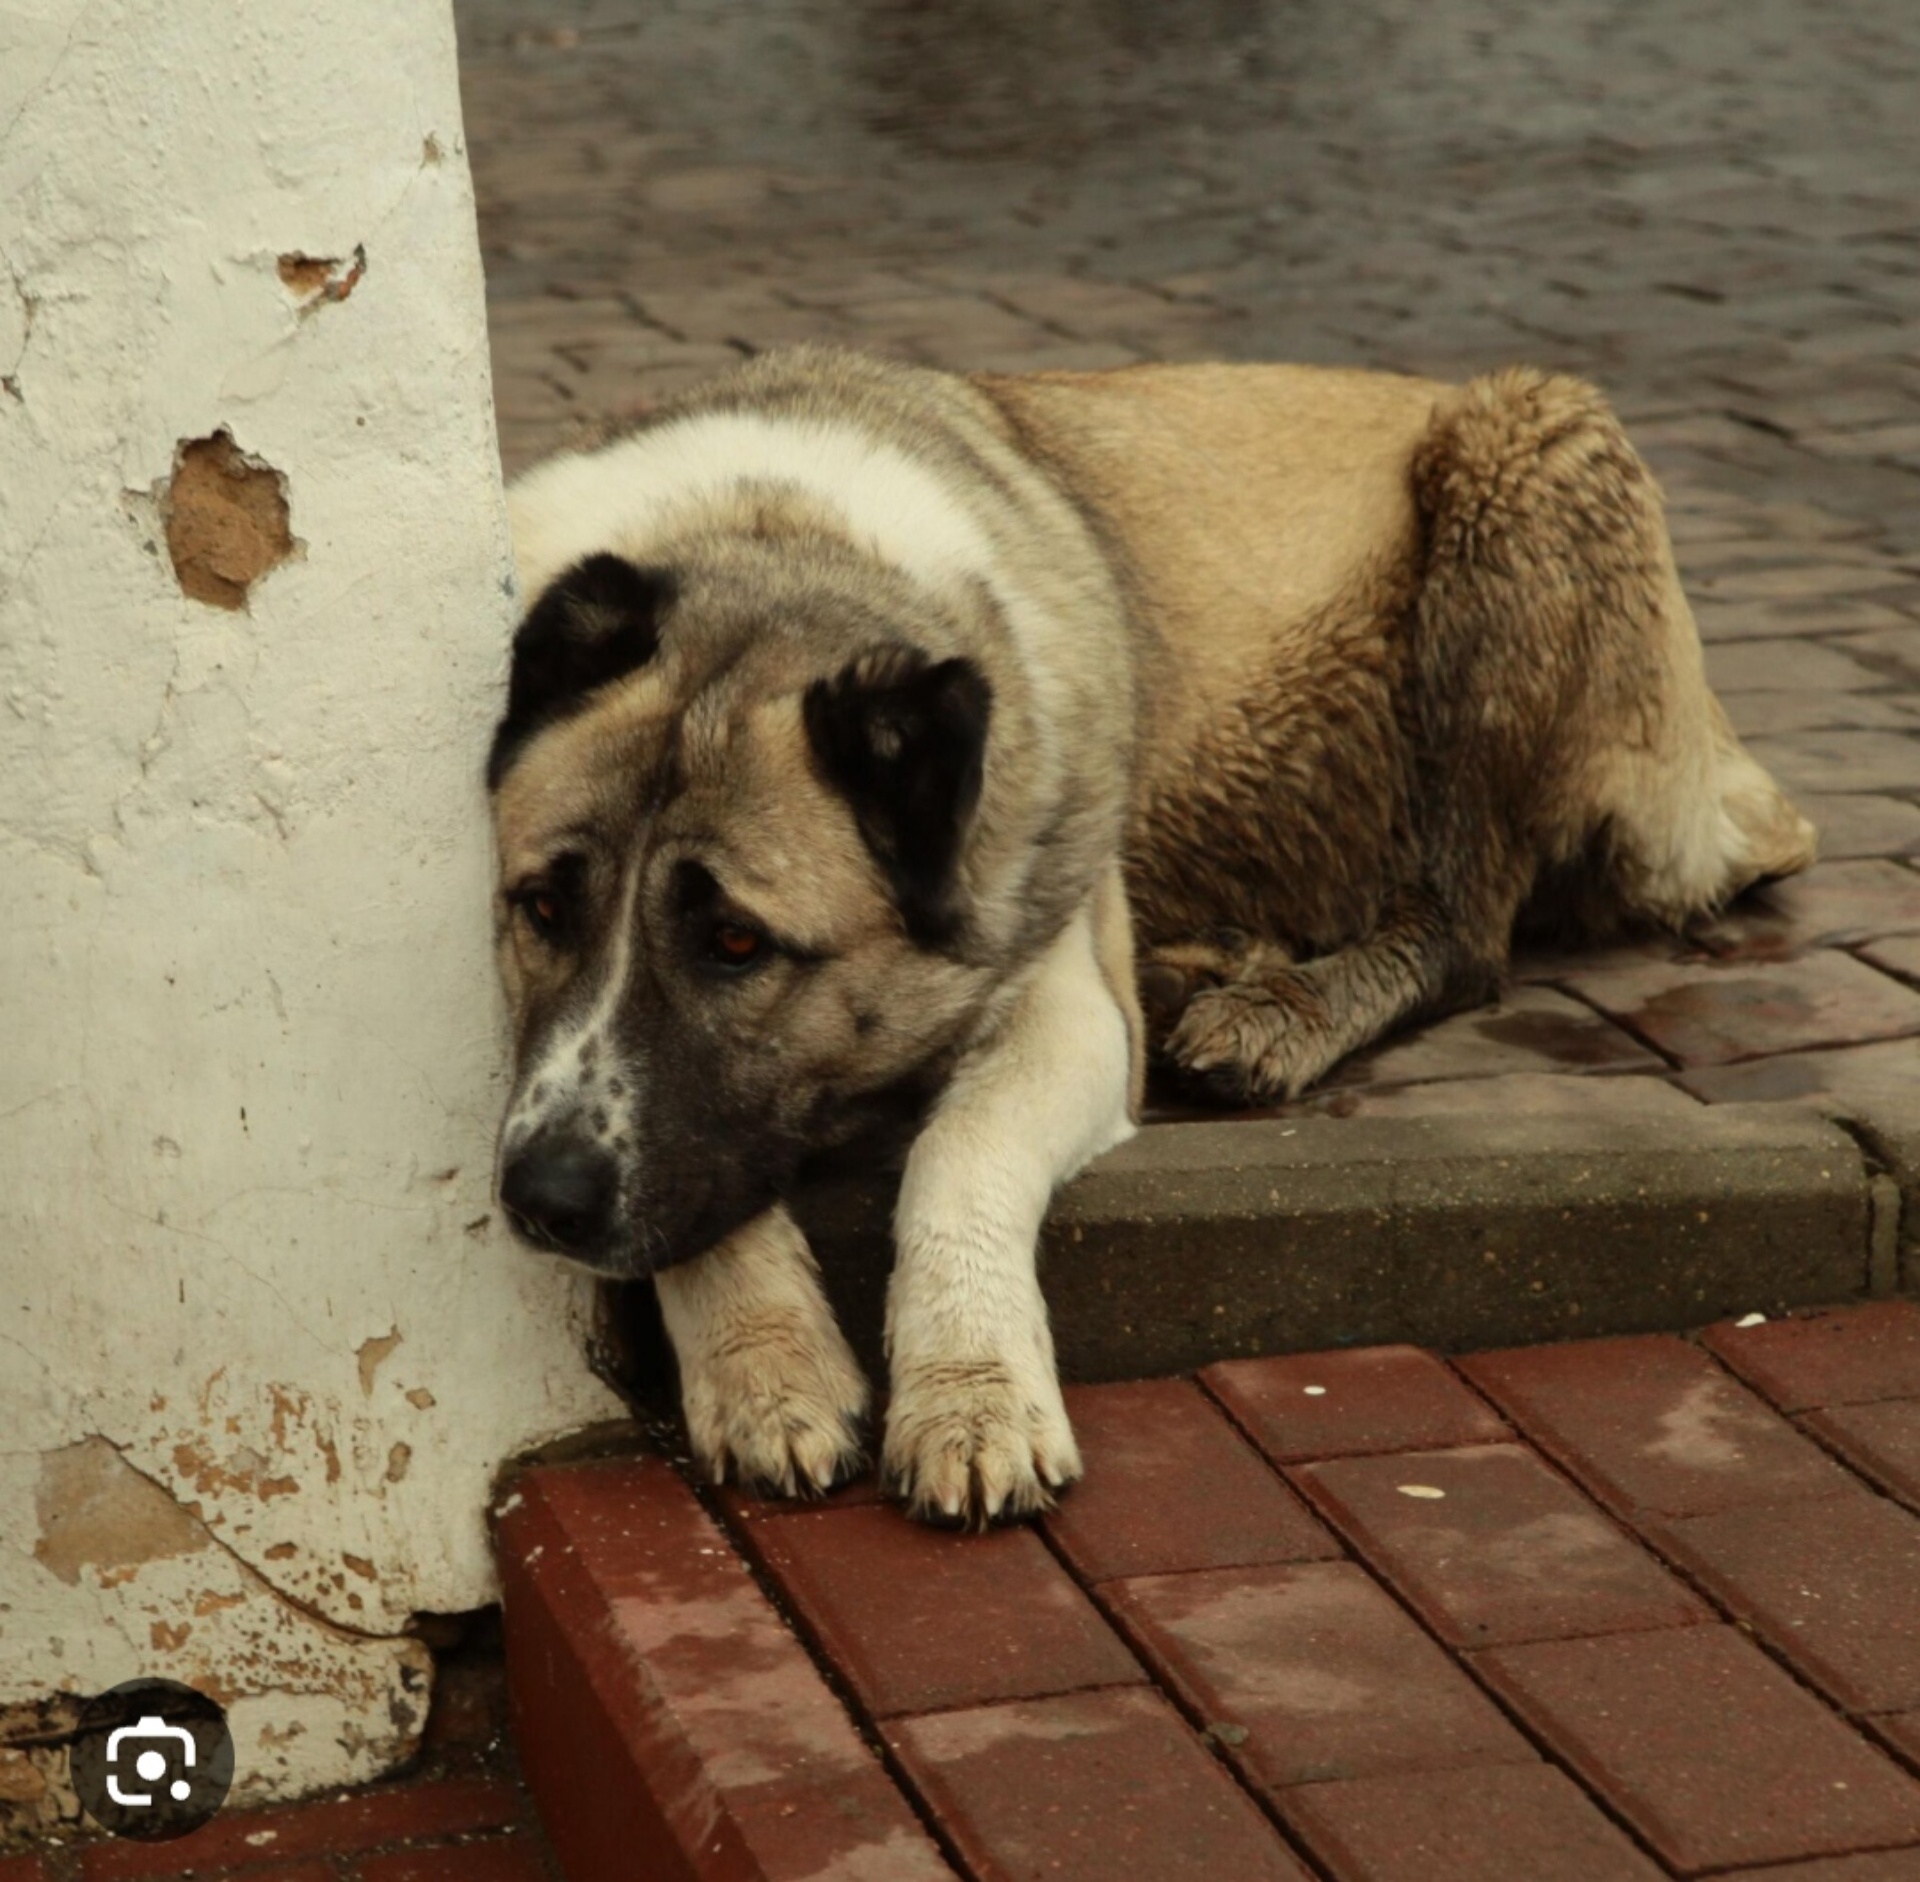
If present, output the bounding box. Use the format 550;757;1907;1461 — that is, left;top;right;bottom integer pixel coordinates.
882;1358;1081;1527
677;1316;871;1499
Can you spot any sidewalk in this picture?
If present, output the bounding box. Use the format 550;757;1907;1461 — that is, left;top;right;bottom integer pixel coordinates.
498;1301;1920;1881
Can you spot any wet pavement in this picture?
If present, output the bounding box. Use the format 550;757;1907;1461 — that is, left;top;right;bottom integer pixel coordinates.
453;0;1920;1124
498;1303;1920;1882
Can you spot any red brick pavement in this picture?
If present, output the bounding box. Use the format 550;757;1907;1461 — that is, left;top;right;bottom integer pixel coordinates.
479;1301;1920;1882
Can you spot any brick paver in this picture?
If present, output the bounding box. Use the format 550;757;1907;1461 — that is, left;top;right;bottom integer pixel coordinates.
1458;1334;1858;1516
496;1459;951;1882
1202;1345;1510;1464
1044;1379;1340;1582
1294;1443;1710;1648
1103;1560;1540;1790
1284;1763;1666;1882
1805;1400;1920;1512
886;1686;1314;1882
1646;1479;1920;1714
735;1502;1145;1718
1475;1626;1920;1874
1719;1855;1920;1881
1702;1301;1920;1409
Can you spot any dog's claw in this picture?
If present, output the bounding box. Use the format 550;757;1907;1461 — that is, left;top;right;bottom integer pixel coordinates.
678;1337;870;1502
883;1360;1082;1530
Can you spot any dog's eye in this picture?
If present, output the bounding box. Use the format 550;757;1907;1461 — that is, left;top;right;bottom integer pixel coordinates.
705;920;768;971
511;885;571;945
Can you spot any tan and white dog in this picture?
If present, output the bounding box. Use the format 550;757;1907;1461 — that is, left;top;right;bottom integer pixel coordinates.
487;345;1814;1525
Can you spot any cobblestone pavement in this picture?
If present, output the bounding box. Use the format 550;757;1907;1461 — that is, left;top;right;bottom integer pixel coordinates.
500;1301;1920;1881
452;0;1920;1125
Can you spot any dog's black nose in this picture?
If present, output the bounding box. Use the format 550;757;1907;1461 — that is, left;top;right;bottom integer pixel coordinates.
500;1139;617;1256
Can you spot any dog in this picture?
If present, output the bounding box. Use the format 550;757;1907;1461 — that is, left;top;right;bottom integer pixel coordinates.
486;344;1815;1525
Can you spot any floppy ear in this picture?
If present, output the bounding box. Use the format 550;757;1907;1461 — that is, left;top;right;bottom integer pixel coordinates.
803;644;992;947
487;554;674;788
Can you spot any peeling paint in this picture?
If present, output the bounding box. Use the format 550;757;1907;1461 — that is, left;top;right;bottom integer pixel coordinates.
355;1330;402;1397
33;1440;208;1588
162;431;298;611
276;243;367;313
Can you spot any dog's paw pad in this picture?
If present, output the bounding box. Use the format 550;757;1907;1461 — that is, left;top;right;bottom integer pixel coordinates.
882;1361;1081;1528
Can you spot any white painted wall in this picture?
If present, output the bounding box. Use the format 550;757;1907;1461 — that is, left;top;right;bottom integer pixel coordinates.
0;0;619;1824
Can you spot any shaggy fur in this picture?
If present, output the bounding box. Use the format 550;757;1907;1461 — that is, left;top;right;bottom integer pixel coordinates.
487;346;1814;1523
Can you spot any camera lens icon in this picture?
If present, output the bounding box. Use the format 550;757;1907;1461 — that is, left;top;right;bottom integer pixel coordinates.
71;1679;234;1841
107;1716;198;1806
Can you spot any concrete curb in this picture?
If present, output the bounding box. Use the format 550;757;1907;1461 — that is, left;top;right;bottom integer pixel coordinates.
789;1104;1881;1382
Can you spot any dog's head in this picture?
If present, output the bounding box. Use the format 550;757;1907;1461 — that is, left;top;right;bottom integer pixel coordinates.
486;534;997;1276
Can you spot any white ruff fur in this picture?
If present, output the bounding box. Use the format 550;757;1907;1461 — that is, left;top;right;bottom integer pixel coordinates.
511;413;1003;605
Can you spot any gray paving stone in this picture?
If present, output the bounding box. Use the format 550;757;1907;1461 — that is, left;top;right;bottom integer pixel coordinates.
1798;792;1920;860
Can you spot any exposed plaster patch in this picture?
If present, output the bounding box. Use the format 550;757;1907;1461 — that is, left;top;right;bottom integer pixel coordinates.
355;1330;402;1397
276;244;366;314
420;134;444;165
162;432;298;611
33;1439;209;1587
10;1439;432;1842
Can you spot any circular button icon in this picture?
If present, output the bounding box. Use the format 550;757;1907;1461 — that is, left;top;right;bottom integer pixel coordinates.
69;1679;234;1842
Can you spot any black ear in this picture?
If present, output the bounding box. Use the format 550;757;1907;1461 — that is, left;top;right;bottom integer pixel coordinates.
487;554;674;788
803;645;992;947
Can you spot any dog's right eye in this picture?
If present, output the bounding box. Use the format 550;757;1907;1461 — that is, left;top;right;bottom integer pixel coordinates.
510;883;573;946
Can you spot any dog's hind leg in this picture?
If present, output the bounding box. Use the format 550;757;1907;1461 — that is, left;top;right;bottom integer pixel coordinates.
654;1202;871;1497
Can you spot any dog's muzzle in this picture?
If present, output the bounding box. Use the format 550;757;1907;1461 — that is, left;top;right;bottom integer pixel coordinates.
499;1131;620;1263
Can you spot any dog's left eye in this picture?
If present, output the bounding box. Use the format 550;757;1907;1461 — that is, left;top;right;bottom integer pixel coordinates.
705;920;768;970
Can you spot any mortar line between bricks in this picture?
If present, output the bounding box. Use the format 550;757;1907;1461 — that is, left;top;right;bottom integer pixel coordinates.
1546;979;1687;1069
678;1475;979;1882
1199;1353;1719;1874
1027;1518;1340;1882
1471;1337;1920;1791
